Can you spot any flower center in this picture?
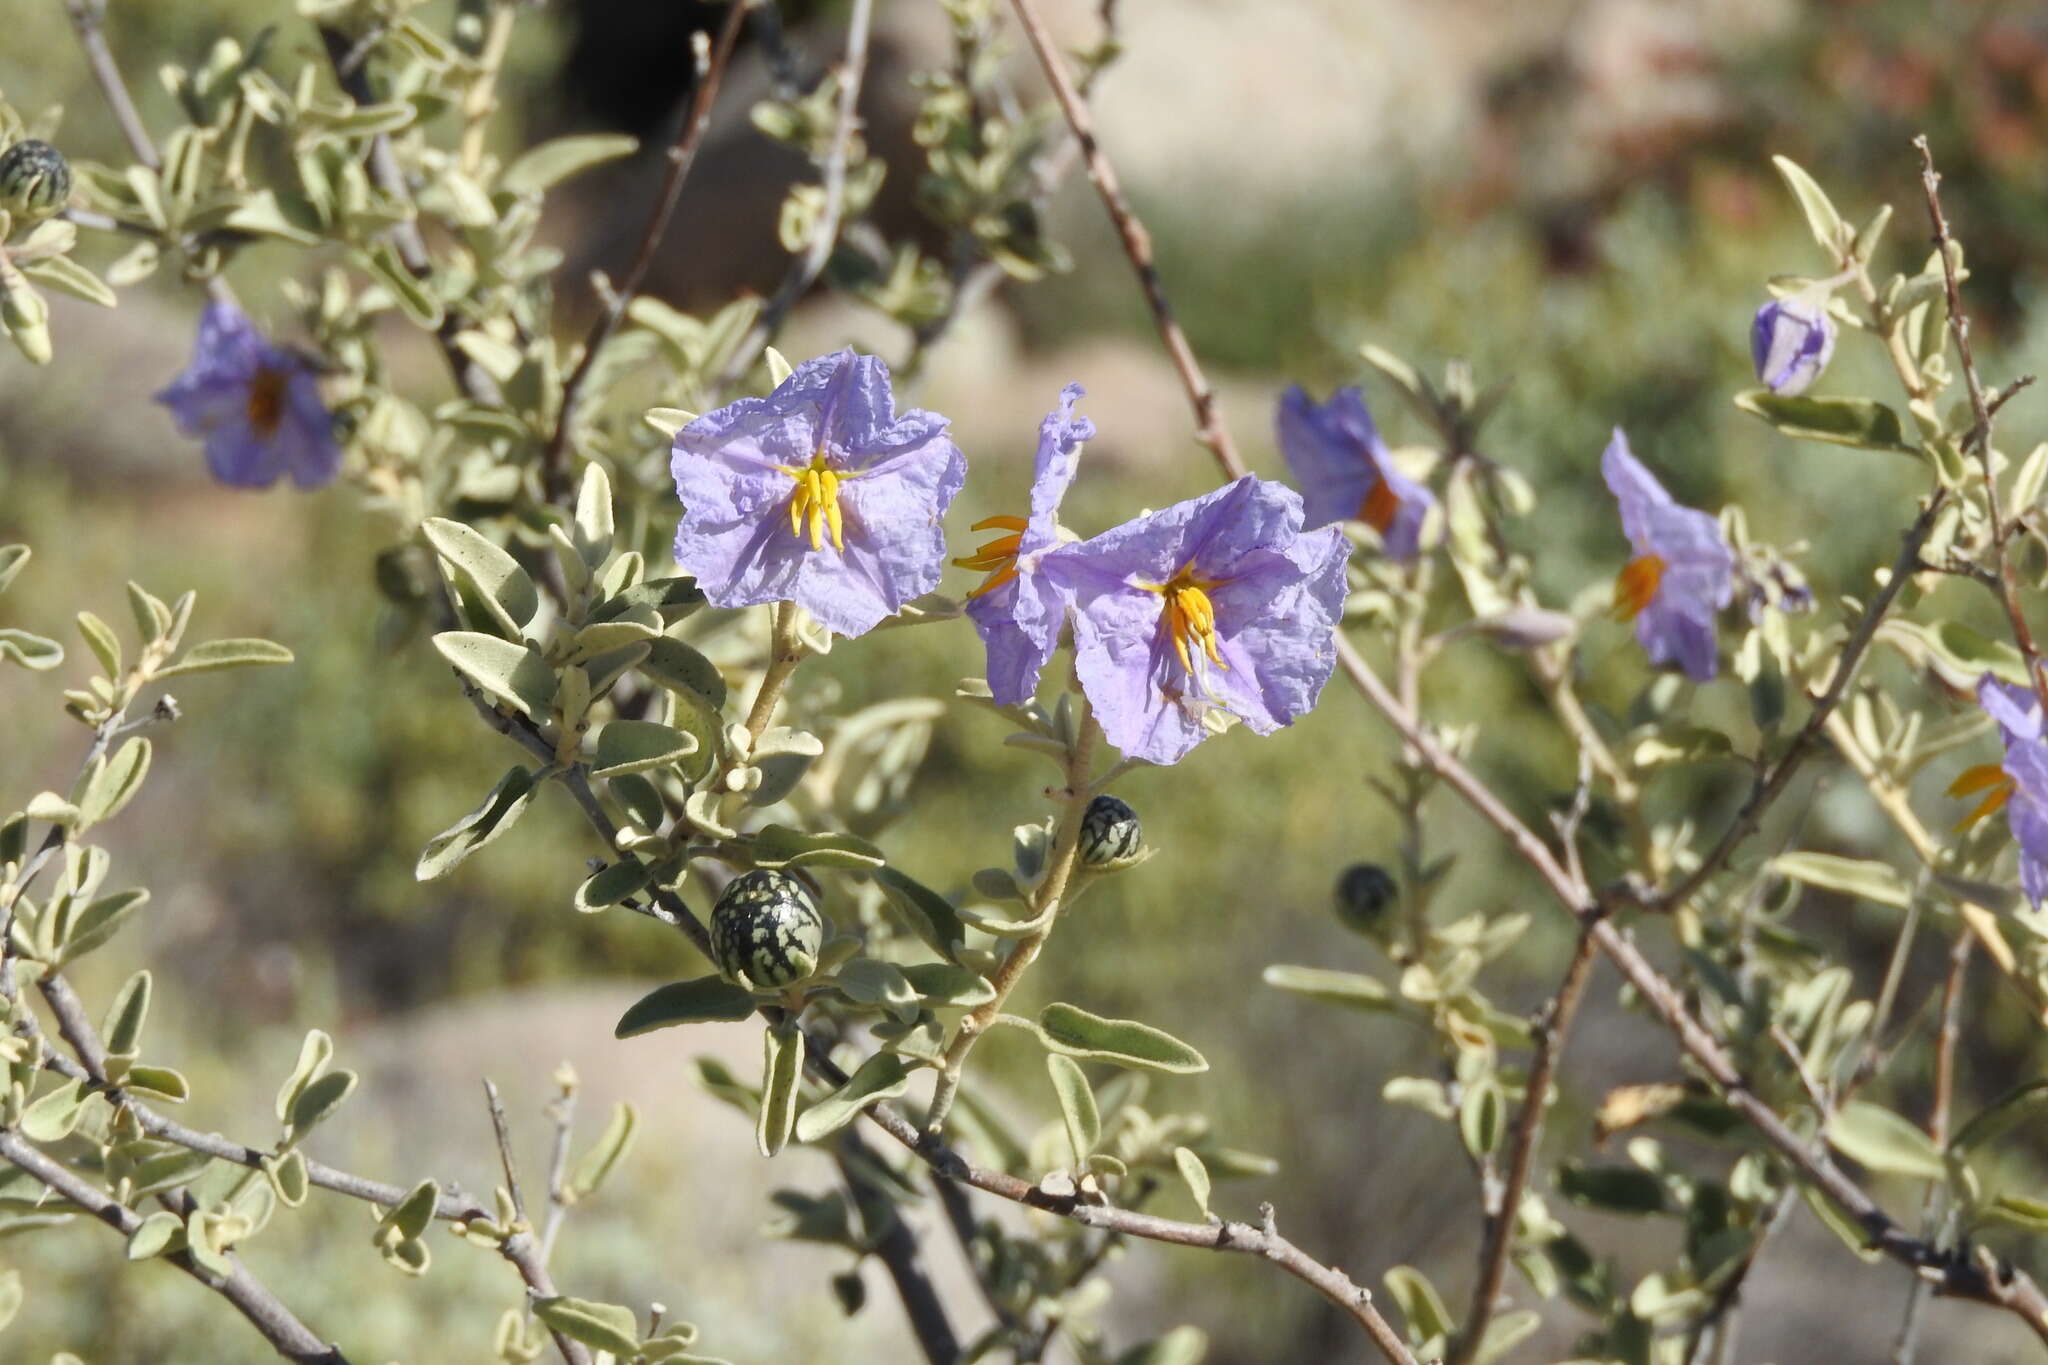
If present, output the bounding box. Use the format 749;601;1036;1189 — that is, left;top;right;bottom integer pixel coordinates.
952;515;1029;598
779;451;847;552
1145;565;1232;677
246;366;288;437
1358;477;1400;534
1613;554;1666;621
1949;761;2016;831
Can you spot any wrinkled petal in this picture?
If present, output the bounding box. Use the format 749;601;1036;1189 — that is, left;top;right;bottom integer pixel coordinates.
1979;674;2044;744
1058;477;1346;765
155;301;339;491
1023;383;1093;556
1275;385;1435;557
1603;428;1733;681
671;348;965;637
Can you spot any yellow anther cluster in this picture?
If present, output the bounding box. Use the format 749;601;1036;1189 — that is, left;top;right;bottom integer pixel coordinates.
953;514;1030;598
782;452;846;552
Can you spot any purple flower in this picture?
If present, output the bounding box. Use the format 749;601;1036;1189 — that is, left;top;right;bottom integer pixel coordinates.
155;302;340;489
1051;476;1349;765
1750;297;1836;396
1602;429;1734;683
1275;385;1434;558
1952;674;2048;906
957;384;1094;704
670;349;966;638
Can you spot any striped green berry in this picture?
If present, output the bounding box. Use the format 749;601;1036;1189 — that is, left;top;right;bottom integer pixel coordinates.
711;869;825;989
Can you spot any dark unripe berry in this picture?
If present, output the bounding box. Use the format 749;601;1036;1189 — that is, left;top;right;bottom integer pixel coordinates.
1079;795;1143;868
1334;864;1397;937
711;869;824;988
0;141;72;220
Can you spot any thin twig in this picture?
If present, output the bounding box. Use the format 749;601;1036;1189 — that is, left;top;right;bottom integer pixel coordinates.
538;1071;578;1268
715;0;876;395
1449;921;1601;1365
1005;0;1243;478
544;0;755;500
315;26;500;408
1914;135;2048;715
483;1078;528;1220
1653;490;1949;912
0;1130;351;1365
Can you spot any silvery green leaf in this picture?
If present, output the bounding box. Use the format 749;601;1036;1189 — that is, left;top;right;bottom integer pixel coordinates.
500;133;640;195
1047;1054;1099;1161
1384;1076;1453;1119
105;240;160;287
360;241;443;327
1733;390;1915;455
1878;618;2029;690
899;962;992;1007
22;255;116;308
1172;1146;1212;1219
1768;852;1912;909
20;1077;86;1141
0;545;28;595
126;1209;185;1260
1113;1326;1208;1365
381;1236;430;1276
832;958;919;1017
574;858;649;913
157;637;294;677
263;1151;309;1207
422;518;540;635
76;610;120;677
219;188;321;244
1771;155;1850;256
60;887;149;962
609;772;666;830
0;628;63;670
1460;1077;1504;1158
574;463;615;566
644;406;697;437
639;635;727;709
452;329;525;383
593;720;697;777
416;767;537;880
614;976;757;1037
24;791;78;825
275;1031;332;1125
379;1179;439;1243
870;867;966;963
764;346;794;387
794;1053;912;1143
750;824;884;870
432;632;556;718
1035;1003;1206;1074
567;1103;638;1200
594;577;707;625
77;738;149;827
124;1065;187;1103
102;969;150;1056
1852;203;1893;263
757;1023;802;1157
1824;1101;1945;1180
1262;964;1396;1012
288;1067;358;1137
1383;1265;1453;1348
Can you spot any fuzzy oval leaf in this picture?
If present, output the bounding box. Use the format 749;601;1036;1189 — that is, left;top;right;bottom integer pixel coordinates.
794;1053;913;1144
1262;964;1396;1012
751;824;885;870
501;134;640;194
593;720;698;778
1037;1003;1207;1075
1825;1101;1946;1180
615;975;758;1037
574;858;650;913
0;629;64;670
1172;1146;1212;1218
533;1295;642;1356
432;633;556;719
1734;390;1914;455
264;1151;310;1208
639;635;727;709
60;887;150;963
0;545;28;595
871;867;966;962
288;1068;359;1136
1768;852;1913;909
21;1078;87;1141
157;637;294;677
416;767;537;880
900;962;993;1007
568;1103;638;1200
1047;1054;1100;1160
1952;1081;2048;1155
126;1065;189;1102
126;1210;185;1261
1384;1265;1454;1346
422;517;540;633
276;1029;334;1124
78;738;151;828
1770;155;1849;254
102;969;151;1056
757;1024;803;1158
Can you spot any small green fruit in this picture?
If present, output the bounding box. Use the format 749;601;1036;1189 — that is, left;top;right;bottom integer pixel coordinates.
711;869;824;988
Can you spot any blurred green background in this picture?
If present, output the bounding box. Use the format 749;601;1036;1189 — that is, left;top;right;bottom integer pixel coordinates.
5;1;2048;1361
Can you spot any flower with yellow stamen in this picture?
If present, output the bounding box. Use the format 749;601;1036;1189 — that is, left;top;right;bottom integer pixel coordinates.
1602;429;1733;682
1276;384;1435;557
954;514;1029;598
1960;674;2048;908
670;348;964;639
1949;761;2015;831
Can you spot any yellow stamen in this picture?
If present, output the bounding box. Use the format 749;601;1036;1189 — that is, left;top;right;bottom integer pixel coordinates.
1950;761;2016;831
953;514;1033;597
246;367;287;437
1613;554;1666;621
776;452;849;553
1359;478;1400;534
1145;565;1231;680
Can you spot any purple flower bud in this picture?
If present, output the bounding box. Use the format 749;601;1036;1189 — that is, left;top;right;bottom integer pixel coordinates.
1750;297;1836;396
